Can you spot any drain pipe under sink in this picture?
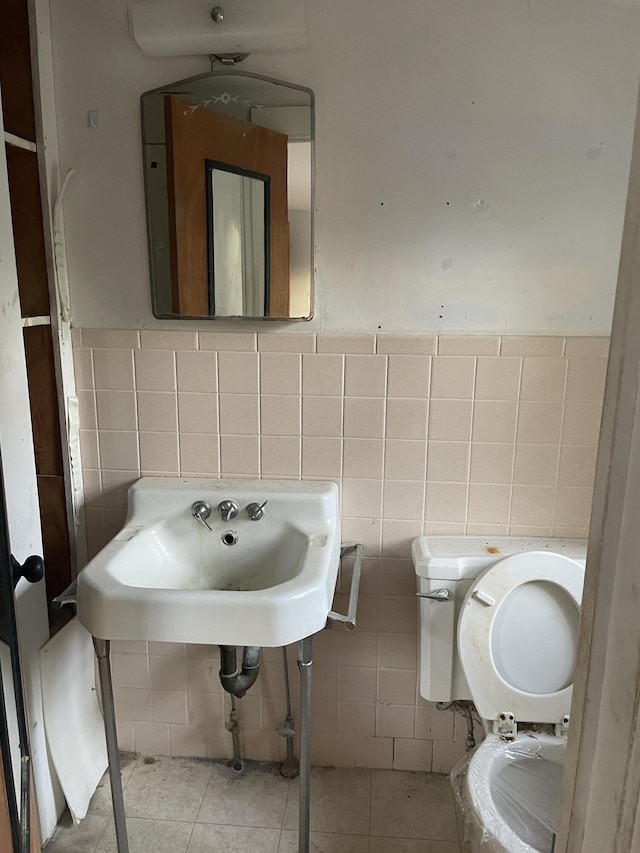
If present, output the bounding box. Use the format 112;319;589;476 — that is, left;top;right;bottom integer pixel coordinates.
218;645;261;698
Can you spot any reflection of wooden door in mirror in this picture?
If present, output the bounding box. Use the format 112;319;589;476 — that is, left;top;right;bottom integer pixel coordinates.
165;96;290;317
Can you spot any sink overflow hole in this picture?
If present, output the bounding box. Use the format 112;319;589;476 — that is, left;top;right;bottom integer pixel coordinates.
222;530;238;546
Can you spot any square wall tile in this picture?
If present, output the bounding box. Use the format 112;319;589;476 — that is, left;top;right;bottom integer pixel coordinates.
261;436;301;476
220;435;259;475
561;402;603;445
218;394;259;435
338;667;378;703
415;704;455;741
217;352;259;394
139;433;179;473
176;351;217;393
469;443;515;485
513;444;560;486
510;486;556;527
340;517;382;555
377;669;417;705
382;480;425;520
302;354;344;396
554;487;594;528
344;398;385;439
393;738;433;772
387;356;430;398
467;484;511;524
179;434;219;475
178;393;218;434
356;735;393;769
101;471;136;508
93;349;135;391
337;703;376;737
429;400;473;441
98;431;139;471
378;633;418;670
382;518;422;560
472;401;517;443
96;390;137;431
519;358;567;401
344;439;385;480
377;594;417;633
261;395;301;436
342;479;383;518
558;445;598;487
302;437;342;478
425;482;468;523
134;350;176;392
475;357;521;400
260;352;301;395
344;355;387;397
430;356;475;399
565;358;608;402
376;704;415;739
137;392;177;433
385;398;428;440
427;442;470;483
303;396;342;437
516;402;563;444
384;440;427;481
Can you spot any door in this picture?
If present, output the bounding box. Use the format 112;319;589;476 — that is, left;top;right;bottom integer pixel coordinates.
0;42;51;853
165;95;290;317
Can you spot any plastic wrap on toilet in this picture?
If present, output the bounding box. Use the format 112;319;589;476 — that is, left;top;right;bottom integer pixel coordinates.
451;737;564;853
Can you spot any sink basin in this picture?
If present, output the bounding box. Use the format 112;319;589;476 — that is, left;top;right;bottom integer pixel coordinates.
76;478;341;647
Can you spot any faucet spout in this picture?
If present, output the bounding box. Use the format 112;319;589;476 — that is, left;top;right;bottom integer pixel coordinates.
218;499;239;522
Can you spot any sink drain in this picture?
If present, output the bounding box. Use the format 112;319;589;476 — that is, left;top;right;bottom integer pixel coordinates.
221;530;238;546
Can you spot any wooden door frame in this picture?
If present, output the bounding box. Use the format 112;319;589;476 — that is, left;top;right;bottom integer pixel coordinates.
556;80;640;852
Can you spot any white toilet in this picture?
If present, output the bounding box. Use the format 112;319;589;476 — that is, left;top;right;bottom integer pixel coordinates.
412;536;587;853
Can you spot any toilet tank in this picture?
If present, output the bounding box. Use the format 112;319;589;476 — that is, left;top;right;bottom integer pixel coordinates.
412;536;587;704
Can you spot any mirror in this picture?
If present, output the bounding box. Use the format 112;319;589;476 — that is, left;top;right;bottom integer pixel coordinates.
141;71;314;320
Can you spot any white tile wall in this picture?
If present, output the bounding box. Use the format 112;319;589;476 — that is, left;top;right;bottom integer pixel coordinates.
75;330;607;772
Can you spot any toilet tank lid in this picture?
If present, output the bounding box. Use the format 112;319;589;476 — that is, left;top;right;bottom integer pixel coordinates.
412;536;587;580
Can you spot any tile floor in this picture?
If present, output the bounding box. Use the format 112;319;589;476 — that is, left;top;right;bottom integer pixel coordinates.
44;754;471;852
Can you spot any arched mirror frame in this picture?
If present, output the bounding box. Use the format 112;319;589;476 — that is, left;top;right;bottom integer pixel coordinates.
141;70;315;321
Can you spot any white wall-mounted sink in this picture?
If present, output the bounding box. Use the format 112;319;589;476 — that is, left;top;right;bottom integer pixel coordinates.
76;478;341;647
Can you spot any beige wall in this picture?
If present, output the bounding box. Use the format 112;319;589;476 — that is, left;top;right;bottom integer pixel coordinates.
51;0;640;334
73;329;606;770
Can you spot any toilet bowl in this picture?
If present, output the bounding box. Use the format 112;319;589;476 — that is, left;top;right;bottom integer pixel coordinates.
461;732;565;853
412;537;586;853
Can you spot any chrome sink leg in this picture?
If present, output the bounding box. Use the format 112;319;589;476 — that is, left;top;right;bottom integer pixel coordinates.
93;638;130;853
297;635;314;853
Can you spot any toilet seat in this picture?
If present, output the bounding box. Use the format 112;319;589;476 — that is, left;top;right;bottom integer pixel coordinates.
458;551;584;726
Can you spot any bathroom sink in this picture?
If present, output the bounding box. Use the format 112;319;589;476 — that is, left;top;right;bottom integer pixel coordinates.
76;478;341;647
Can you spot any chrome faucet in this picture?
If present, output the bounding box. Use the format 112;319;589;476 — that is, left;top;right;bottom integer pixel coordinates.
246;500;268;521
191;501;212;531
218;499;239;522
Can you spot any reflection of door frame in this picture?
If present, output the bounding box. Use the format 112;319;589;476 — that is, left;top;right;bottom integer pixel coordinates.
205;158;271;316
557;82;640;852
